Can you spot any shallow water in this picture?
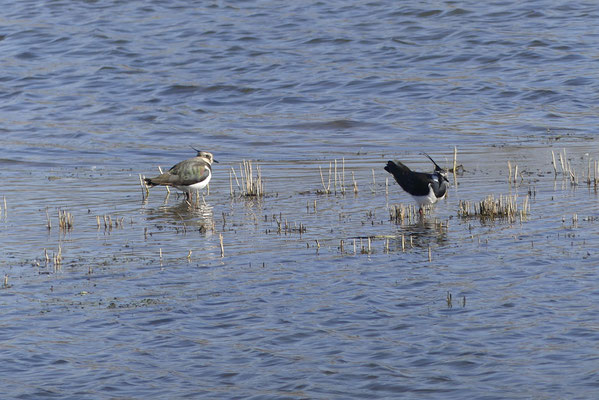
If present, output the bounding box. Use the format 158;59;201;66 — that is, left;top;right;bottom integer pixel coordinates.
2;0;599;398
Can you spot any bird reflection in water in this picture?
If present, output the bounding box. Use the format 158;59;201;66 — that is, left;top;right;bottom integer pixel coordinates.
389;216;449;252
144;194;215;235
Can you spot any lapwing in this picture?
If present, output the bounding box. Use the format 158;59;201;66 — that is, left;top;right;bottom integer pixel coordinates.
144;148;217;202
384;153;449;213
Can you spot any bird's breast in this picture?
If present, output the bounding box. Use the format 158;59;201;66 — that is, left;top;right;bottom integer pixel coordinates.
411;184;439;207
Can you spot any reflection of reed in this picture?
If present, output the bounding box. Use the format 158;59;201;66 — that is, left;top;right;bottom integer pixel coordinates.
0;196;6;222
343;217;448;256
396;217;449;250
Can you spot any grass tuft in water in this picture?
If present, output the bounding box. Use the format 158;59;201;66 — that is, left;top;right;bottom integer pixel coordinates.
52;244;62;271
459;194;529;221
317;158;348;195
46;207;52;230
359;237;373;254
452;146;458;186
58;209;74;232
139;174;149;200
271;214;307;235
507;161;523;186
219;234;224;257
230;160;264;197
370;169;376;194
552;148;578;186
389;204;420;224
318;162;332;194
584;157;599;189
97;214;125;230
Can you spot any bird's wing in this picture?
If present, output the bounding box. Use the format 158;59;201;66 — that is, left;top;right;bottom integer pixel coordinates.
145;171;179;186
168;158;211;185
385;161;432;196
407;172;437;196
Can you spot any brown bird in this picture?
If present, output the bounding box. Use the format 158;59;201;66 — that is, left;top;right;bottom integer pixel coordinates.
144;149;217;202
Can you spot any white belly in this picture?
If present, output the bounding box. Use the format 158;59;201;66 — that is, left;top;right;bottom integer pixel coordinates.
412;184;439;207
176;172;211;192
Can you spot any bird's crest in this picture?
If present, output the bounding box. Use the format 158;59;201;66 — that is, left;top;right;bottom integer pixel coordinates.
422;152;443;171
422;153;449;182
189;147;218;164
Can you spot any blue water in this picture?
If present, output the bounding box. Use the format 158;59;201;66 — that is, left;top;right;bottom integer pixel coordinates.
1;1;599;398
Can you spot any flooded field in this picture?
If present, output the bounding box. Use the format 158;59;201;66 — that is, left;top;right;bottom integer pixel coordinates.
2;0;599;397
2;144;599;398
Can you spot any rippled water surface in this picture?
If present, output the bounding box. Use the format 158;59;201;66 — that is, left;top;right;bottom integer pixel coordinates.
2;1;599;398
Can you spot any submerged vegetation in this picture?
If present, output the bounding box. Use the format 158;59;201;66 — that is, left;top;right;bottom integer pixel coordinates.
6;147;599;287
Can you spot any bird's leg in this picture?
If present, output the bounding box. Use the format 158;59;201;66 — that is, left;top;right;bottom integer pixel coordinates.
185;191;192;203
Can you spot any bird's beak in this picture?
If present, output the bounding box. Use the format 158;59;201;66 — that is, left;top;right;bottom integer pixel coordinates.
213;159;219;163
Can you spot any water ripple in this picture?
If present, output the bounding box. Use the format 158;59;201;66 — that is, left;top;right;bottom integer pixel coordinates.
1;0;599;398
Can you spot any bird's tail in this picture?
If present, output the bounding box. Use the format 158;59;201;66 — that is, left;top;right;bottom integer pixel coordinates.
384;160;411;176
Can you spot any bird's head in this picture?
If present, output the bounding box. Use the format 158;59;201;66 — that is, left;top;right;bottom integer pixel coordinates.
423;153;449;182
190;146;218;164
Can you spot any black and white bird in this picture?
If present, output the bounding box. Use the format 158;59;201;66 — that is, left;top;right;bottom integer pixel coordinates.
384;153;449;213
144;148;217;202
